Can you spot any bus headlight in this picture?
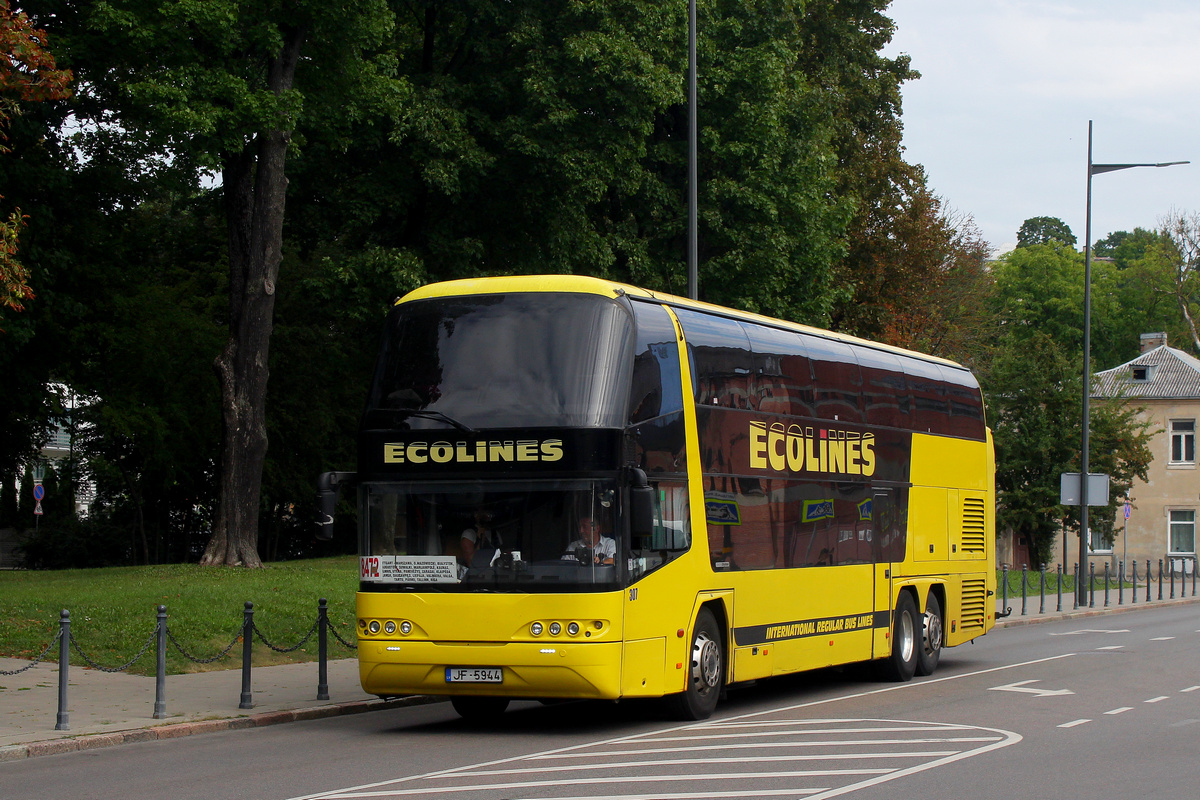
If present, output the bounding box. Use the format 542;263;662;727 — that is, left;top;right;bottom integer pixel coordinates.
399;621;412;635
549;622;562;635
531;622;543;635
384;621;396;635
368;620;381;635
567;622;580;636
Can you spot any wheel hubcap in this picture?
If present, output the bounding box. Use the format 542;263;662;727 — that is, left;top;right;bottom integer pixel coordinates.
923;609;943;654
692;632;721;691
897;610;915;662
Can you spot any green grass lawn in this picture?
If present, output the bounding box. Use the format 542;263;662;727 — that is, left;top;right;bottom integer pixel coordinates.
0;556;360;676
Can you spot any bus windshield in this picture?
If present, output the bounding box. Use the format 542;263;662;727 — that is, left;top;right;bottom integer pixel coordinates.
360;479;623;593
366;293;634;429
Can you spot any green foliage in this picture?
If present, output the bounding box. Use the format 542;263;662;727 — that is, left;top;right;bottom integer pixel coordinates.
1017;216;1077;249
0;556;359;674
984;332;1082;564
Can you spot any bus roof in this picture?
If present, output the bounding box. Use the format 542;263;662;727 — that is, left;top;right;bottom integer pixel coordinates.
396;275;971;374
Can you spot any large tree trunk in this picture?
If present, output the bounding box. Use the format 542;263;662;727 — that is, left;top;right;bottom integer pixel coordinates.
201;28;304;567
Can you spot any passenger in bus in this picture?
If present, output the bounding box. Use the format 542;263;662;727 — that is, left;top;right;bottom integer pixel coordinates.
563;517;615;565
461;509;503;567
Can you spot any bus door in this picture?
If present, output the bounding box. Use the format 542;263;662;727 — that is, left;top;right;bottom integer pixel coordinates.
872;486;906;658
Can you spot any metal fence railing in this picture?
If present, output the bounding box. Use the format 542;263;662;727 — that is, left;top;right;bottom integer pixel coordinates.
997;557;1199;619
0;598;356;731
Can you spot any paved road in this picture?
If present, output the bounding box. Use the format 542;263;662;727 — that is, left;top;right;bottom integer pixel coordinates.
3;600;1198;800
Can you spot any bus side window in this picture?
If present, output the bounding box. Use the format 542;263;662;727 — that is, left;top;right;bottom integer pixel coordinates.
674;308;753;409
631;481;690;579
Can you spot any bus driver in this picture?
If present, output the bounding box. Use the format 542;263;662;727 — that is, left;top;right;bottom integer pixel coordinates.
563;517;615;565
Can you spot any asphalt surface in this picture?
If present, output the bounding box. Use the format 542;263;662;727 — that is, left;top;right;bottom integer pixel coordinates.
2;589;1197;763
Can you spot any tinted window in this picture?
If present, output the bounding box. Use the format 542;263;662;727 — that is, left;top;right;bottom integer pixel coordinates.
746;325;814;417
855;348;910;429
675;309;753;409
628;302;684;424
902;357;950;434
940;365;987;440
367;293;633;429
804;335;863;423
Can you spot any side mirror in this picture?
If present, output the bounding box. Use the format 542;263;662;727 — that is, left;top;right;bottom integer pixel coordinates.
628;468;654;539
316;471;356;540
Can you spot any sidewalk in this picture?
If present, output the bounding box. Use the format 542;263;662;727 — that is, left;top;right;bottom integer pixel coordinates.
0;657;436;762
3;594;1199;763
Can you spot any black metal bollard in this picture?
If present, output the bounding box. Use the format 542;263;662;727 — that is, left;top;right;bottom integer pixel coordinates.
56;610;70;731
1104;563;1110;607
1118;561;1124;606
1194;557;1198;597
240;601;254;709
154;605;167;719
1021;566;1028;616
1001;565;1009;615
1147;560;1152;602
1056;564;1063;612
318;598;330;701
1089;563;1096;608
1171;559;1176;599
1073;563;1080;610
1131;560;1138;604
1039;564;1047;614
1158;559;1164;601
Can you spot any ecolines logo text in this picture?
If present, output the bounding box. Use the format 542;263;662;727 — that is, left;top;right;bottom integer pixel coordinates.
749;421;875;477
384;439;563;465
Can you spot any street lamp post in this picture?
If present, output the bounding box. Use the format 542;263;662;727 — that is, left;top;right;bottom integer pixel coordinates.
1078;120;1187;605
687;0;698;301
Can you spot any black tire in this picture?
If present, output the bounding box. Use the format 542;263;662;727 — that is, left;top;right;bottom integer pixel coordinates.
450;695;510;720
668;608;724;720
877;592;918;682
915;592;943;677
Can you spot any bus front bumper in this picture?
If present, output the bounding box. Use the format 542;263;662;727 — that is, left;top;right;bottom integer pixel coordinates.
358;640;624;700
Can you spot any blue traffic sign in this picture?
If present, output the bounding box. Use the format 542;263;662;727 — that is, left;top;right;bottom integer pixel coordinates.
32;484;45;501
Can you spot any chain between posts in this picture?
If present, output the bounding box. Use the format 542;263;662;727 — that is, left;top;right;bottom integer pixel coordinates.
0;630;63;675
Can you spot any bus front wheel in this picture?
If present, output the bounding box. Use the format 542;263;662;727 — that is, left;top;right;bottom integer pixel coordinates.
451;696;510;720
878;592;918;682
669;608;724;720
915;592;943;677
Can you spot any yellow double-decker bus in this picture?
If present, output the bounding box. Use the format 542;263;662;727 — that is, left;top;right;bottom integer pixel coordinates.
318;275;995;720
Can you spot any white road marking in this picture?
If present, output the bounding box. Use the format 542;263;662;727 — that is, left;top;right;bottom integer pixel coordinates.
1048;629;1128;636
1150;636;1175;641
288;655;1058;800
1096;645;1124;650
1145;696;1170;703
989;680;1073;698
1058;719;1091;728
1104;707;1132;715
1181;686;1200;693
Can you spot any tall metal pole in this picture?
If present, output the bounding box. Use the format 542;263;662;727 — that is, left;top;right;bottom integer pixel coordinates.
687;0;698;300
1078;121;1094;606
1077;124;1187;604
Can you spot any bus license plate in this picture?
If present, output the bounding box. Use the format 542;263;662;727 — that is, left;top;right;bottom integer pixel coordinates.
445;667;503;683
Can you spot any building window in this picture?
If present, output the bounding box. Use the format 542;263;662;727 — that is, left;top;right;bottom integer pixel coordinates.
1170;420;1195;464
1087;527;1112;555
1132;365;1156;381
1169;509;1196;555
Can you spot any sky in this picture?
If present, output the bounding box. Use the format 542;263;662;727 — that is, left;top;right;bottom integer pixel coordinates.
882;0;1200;255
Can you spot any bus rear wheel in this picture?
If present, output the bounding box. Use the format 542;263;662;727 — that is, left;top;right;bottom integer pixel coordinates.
915;593;943;677
451;696;510;720
669;608;723;720
877;592;918;682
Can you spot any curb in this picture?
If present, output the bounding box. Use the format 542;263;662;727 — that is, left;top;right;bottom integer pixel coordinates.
995;593;1200;628
0;694;441;763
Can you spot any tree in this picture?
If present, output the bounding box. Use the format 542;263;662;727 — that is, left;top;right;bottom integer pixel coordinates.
1155;209;1200;353
0;0;71;323
33;0;406;566
1017;216;1076;249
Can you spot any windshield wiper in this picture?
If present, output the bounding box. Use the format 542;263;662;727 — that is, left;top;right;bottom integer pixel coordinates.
390;409;476;434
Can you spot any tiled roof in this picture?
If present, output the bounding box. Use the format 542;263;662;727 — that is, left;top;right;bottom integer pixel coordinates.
1093;345;1200;399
